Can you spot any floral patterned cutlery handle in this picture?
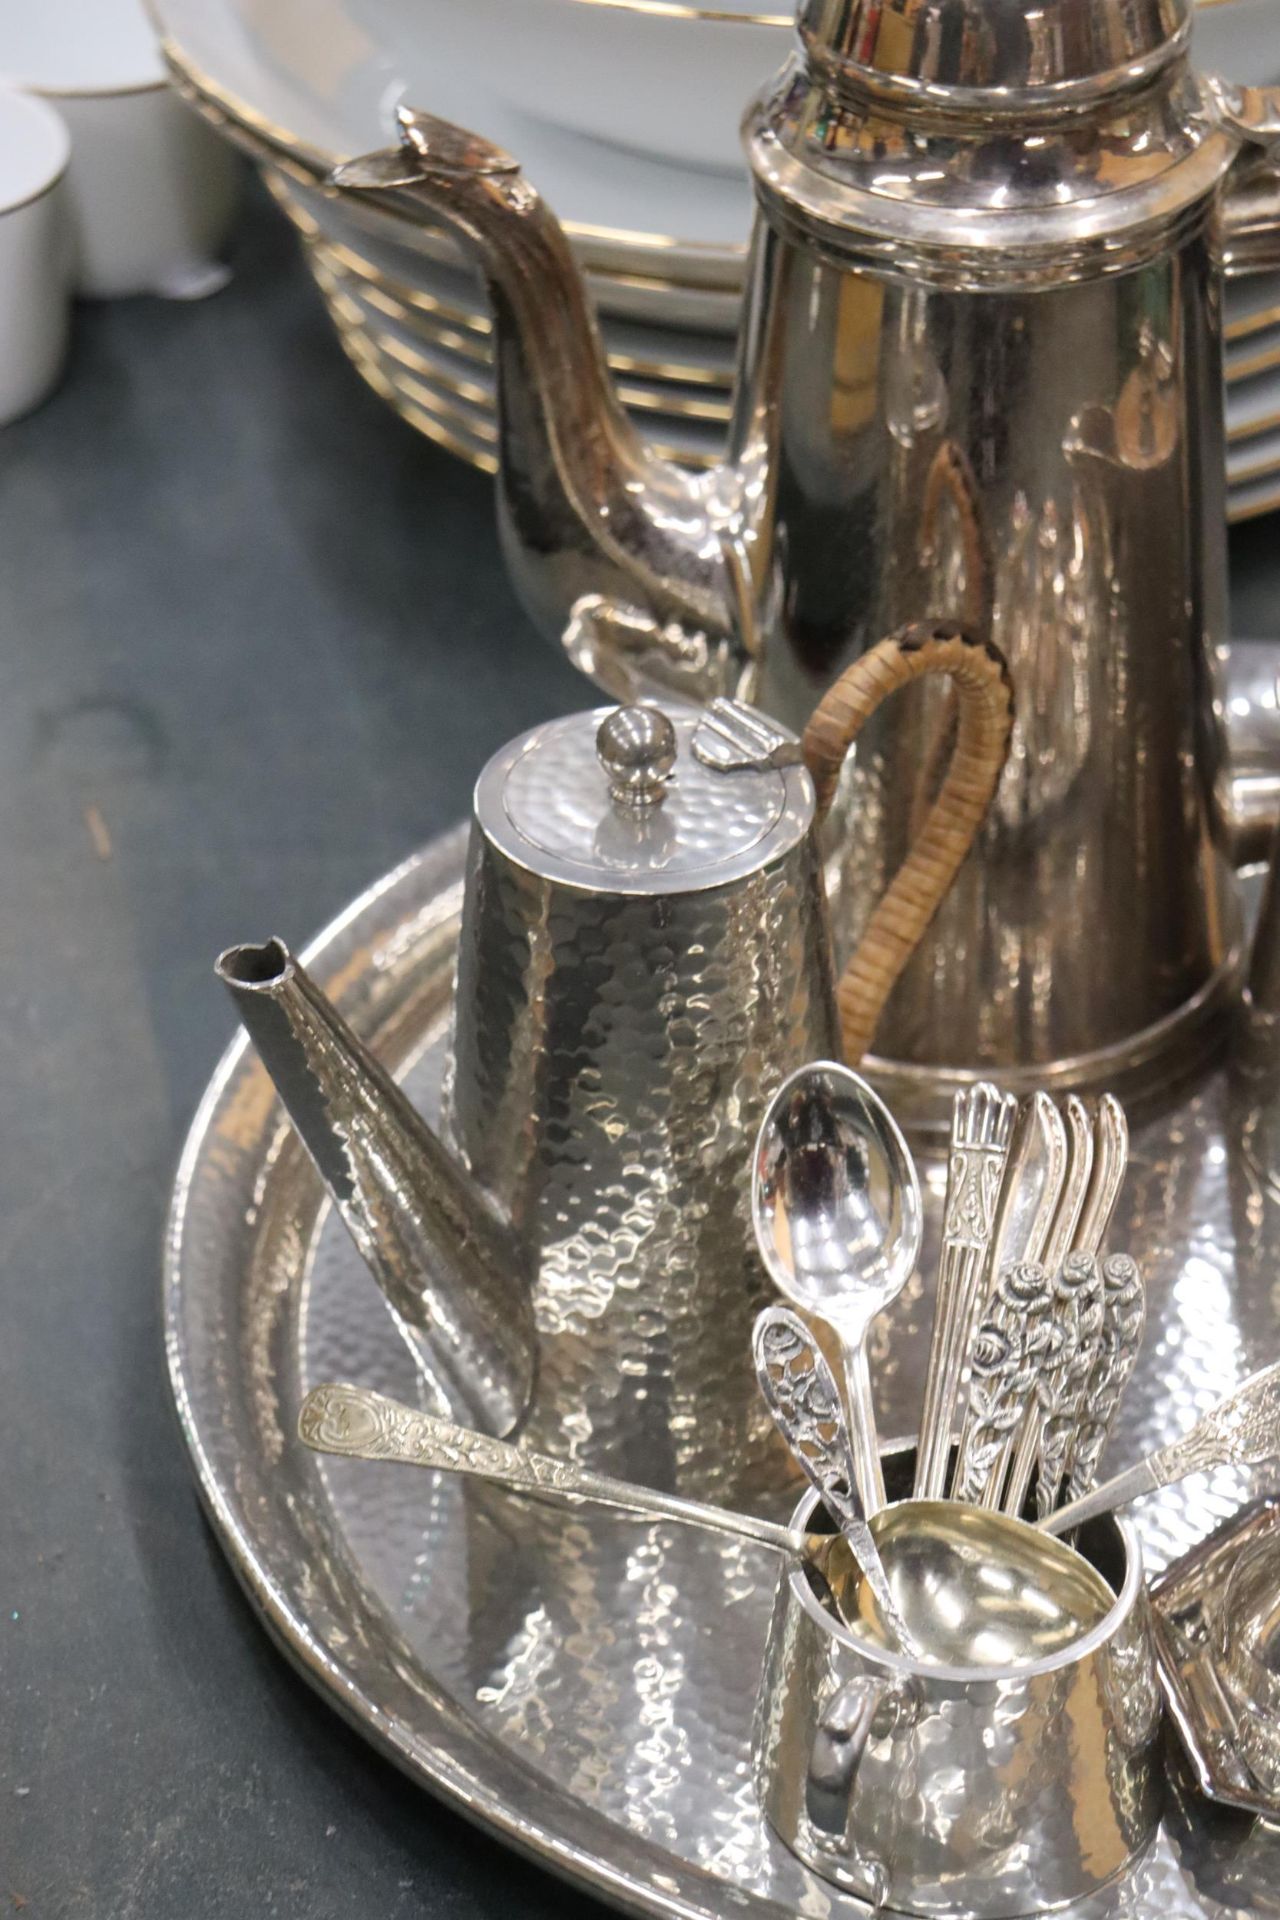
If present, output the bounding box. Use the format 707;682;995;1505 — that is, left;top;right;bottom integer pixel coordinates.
1029;1253;1105;1521
752;1308;919;1654
1060;1254;1146;1508
298;1381;805;1555
1042;1358;1280;1535
951;1262;1056;1506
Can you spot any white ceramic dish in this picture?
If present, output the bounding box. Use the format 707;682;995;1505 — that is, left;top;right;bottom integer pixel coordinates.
1228;324;1280;386
1228;423;1280;483
0;85;71;422
303;0;1280;185
1225;267;1280;343
2;0;238;296
155;0;1280;280
152;0;752;269
1229;361;1280;441
345;0;791;176
1229;469;1280;521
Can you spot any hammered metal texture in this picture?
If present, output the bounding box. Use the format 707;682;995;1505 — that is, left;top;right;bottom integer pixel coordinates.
168;832;1280;1920
495;708;791;879
446;776;838;1498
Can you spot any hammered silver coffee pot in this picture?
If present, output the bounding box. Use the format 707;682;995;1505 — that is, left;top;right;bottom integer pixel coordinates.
220;699;841;1497
330;0;1280;1120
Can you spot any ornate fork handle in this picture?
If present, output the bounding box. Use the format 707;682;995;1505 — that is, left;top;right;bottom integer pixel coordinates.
915;1082;1017;1500
951;1262;1054;1506
1062;1254;1145;1506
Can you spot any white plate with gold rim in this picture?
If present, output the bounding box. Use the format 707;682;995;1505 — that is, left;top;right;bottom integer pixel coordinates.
154;0;1278;279
151;0;753;275
1230;469;1280;521
1229;361;1280;442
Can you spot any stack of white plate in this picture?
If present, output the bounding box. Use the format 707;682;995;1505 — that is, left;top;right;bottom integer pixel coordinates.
154;0;1280;519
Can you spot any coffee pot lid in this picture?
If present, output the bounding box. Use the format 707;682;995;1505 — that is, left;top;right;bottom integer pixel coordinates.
473;699;816;895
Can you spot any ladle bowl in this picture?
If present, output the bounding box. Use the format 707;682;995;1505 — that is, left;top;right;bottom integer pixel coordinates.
822;1498;1115;1670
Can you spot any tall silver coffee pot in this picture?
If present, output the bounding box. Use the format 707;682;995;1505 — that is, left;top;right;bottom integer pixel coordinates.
331;0;1280;1118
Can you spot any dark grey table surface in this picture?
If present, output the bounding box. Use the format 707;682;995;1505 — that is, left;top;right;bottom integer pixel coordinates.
2;174;1278;1919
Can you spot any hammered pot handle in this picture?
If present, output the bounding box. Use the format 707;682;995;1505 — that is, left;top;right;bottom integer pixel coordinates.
802;621;1014;1066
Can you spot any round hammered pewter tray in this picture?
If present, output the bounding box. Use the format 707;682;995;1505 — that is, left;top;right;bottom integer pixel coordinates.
166;827;1280;1920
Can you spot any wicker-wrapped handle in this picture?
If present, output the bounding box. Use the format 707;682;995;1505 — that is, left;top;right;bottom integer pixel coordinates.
803;620;1013;1064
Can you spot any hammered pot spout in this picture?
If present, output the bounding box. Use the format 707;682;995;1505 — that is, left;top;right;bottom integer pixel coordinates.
216;937;537;1438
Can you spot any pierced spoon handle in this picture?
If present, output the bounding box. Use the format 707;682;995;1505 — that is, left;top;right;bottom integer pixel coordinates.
753;1308;918;1655
299;1382;805;1556
1041;1357;1280;1535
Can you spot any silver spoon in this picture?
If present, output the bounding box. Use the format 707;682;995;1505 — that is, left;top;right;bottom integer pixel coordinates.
752;1307;920;1655
299;1381;819;1556
753;1062;922;1515
1041;1358;1280;1535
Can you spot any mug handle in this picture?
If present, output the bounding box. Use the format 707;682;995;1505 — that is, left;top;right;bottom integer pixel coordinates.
802;620;1014;1065
806;1677;892;1908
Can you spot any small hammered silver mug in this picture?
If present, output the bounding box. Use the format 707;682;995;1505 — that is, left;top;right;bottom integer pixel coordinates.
755;1484;1164;1917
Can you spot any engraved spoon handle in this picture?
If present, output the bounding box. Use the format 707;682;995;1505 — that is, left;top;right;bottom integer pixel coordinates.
1040;1358;1280;1535
299;1383;807;1557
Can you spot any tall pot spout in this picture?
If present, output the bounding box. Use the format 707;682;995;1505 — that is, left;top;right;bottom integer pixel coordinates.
330;108;739;701
217;937;536;1436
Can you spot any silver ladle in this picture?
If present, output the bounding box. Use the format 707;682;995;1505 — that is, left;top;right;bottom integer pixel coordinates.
753;1062;922;1514
752;1306;920;1655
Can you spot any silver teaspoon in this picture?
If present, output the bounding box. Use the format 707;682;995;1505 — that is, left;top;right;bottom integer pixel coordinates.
299;1381;817;1556
752;1306;919;1655
754;1062;922;1514
1041;1358;1280;1535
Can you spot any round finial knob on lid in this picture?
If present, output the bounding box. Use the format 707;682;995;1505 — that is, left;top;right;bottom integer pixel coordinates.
596;705;677;808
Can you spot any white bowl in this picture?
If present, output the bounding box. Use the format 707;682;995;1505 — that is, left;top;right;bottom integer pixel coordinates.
344;0;1277;182
346;0;792;176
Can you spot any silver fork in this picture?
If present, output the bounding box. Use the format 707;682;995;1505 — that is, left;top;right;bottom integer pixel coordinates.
951;1262;1058;1506
914;1082;1017;1499
998;1092;1129;1516
1059;1252;1146;1509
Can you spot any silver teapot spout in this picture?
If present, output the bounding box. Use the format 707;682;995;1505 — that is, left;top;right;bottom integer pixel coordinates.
331;107;738;702
216;937;536;1437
